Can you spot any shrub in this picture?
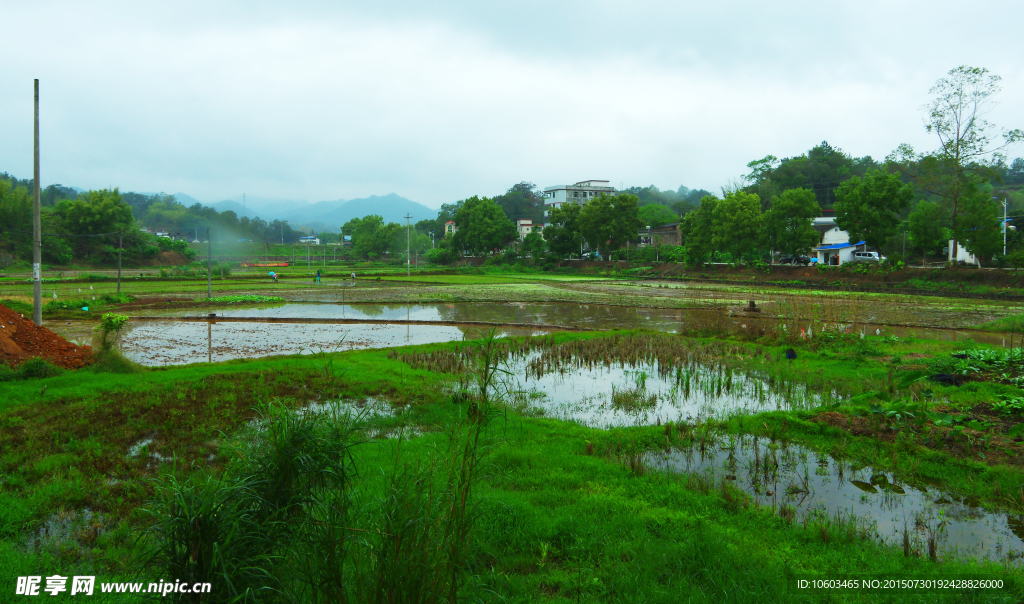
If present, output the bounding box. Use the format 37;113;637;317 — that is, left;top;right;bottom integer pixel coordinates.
93;312;129;351
17;358;63;379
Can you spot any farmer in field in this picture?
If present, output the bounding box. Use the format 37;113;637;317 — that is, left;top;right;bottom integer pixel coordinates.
315;270;321;284
269;271;277;283
351;271;356;282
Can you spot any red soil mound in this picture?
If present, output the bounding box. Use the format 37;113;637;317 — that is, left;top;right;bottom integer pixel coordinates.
0;304;93;369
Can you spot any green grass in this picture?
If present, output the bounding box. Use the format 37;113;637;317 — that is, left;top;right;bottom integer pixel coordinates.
972;313;1024;332
5;330;1024;601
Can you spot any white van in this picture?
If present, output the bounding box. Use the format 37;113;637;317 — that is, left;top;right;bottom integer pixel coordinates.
853;251;884;263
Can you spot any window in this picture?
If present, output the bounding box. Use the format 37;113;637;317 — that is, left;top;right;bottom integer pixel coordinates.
573;192;579;198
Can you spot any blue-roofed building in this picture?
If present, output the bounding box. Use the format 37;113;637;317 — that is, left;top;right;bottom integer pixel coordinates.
811;212;865;265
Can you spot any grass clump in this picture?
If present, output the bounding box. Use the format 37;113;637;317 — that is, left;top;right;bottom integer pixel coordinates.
0;358;64;382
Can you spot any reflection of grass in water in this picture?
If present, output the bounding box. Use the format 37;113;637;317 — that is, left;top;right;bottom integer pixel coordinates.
610;384;658;411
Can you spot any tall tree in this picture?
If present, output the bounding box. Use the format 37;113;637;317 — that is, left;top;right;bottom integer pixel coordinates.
889;66;1022;261
955;184;1002;263
907;200;950;265
542;202;584;259
452;196;517;255
578;193;643;257
54;189;135;260
834;170;914;252
711;190;763;261
680;195;718;264
761;188;821;260
342;215;400;259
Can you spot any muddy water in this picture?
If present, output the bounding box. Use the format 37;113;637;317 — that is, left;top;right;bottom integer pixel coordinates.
183;302;1016;346
650;434;1024;565
504;358;821;428
45;301;1019;366
110;303;688;366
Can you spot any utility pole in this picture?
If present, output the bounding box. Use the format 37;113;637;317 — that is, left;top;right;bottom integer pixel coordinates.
32;79;42;326
1003;197;1008;258
206;228;212;299
405;213;412;276
117;233;123;293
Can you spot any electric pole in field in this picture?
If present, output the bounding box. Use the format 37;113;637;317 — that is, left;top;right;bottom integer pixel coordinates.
405;214;412;276
206;228;212;299
32;79;42;326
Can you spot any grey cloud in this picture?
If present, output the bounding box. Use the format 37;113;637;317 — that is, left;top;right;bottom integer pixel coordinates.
0;1;1021;209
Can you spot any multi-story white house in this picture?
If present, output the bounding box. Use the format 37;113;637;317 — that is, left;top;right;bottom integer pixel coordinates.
543;180;616;217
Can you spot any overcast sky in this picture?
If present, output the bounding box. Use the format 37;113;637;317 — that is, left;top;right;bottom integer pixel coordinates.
1;1;1022;210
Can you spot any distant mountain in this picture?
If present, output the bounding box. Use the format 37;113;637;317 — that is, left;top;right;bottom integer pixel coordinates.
172;192;204;207
292;194;435;228
202;193;435;230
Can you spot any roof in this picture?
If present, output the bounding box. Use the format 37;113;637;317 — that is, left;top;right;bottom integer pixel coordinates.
812;223;837;235
814;240;865;251
652;222;680;230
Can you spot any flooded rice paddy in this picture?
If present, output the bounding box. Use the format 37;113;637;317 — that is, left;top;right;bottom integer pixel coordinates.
652;433;1024;565
44;301;1020;366
504;358;820;428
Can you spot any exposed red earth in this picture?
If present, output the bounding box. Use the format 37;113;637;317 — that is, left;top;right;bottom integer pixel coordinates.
0;304;93;369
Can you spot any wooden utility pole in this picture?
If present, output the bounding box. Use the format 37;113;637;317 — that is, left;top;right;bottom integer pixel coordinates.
206;228;212;299
32;79;42;325
405;213;412;276
117;233;123;293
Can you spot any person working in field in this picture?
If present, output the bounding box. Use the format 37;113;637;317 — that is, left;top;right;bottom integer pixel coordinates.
269;271;277;283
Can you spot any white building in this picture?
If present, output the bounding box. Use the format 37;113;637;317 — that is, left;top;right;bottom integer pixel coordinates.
543;180;616;217
948;240;979;266
516;219;536;240
811;215;865;265
298;236;320;245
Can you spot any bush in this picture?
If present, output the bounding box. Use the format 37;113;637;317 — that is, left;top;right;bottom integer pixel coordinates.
156;237;197;260
45;299;91;311
93;312;129;351
14;358;63;380
425;247;456;265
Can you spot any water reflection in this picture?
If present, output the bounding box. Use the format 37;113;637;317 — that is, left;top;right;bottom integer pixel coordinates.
502;357;821;428
651;433;1024;565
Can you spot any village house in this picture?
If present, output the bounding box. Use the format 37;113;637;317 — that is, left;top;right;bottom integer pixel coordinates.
516;219;536;240
811;212;864;265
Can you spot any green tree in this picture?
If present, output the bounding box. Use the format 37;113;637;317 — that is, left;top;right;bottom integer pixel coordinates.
955;185;1002;263
711;190;763;261
342;215;401;259
638;204;679;229
578;193;644;257
742;143;878;209
493;182;545;223
761;188;821;260
834;170;914;252
452;196;517;255
907;200;950;265
53;189;135;261
520;230;546;259
889;66;1022;260
542;202;583;259
680;195;718;264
